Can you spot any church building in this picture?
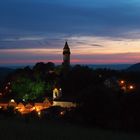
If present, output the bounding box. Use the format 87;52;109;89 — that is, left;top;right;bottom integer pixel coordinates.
52;42;76;108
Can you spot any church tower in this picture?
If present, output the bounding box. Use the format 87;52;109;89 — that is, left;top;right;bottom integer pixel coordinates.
63;41;71;66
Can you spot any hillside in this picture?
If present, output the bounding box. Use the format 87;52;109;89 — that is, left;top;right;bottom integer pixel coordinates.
127;63;140;72
0;118;140;140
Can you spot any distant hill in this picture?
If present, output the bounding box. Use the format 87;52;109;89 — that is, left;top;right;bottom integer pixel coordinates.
0;67;14;82
87;64;131;70
0;67;14;72
127;63;140;72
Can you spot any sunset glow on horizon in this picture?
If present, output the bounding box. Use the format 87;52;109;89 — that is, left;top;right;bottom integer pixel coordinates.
1;36;140;65
1;0;140;66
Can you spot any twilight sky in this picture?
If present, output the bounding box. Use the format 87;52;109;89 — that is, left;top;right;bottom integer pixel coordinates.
1;0;140;66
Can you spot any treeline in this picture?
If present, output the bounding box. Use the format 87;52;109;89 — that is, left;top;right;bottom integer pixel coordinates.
2;62;140;131
61;65;140;131
2;62;58;101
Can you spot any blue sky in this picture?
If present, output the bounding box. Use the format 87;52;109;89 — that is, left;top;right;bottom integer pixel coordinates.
0;0;140;65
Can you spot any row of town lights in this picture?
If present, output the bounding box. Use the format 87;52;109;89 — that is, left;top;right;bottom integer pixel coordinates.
9;99;42;115
120;80;134;91
8;99;65;117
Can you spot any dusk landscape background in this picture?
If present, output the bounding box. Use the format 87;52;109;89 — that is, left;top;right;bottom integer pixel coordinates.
1;0;140;66
2;1;140;140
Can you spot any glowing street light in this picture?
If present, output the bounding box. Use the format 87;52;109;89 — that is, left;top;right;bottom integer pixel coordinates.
37;111;41;117
120;80;125;84
60;111;65;116
129;85;134;90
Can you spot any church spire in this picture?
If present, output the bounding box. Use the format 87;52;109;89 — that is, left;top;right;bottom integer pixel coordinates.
63;41;71;66
63;41;69;49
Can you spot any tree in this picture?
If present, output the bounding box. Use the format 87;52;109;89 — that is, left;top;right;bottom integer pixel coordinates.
11;77;46;101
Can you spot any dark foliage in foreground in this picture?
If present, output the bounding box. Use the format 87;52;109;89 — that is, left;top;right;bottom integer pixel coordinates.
2;62;140;131
60;65;140;131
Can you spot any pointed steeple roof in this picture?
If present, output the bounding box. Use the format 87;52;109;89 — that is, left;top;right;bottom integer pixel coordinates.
64;41;69;49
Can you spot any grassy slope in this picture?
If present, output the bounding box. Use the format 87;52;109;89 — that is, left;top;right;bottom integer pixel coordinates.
0;118;140;140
